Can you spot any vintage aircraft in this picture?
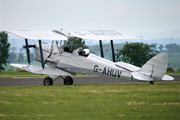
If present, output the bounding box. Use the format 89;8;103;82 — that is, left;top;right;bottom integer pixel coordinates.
6;30;174;85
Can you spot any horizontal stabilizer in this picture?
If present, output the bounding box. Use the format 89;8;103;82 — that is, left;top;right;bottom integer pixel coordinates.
131;72;174;81
161;75;174;81
11;64;72;76
115;62;140;72
131;72;153;81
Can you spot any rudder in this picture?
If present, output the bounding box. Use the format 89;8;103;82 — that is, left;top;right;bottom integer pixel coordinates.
140;53;168;81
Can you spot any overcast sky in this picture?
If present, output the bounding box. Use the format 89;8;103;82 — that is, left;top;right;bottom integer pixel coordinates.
0;0;179;39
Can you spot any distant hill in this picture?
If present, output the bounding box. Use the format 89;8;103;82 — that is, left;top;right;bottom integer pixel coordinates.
142;38;180;46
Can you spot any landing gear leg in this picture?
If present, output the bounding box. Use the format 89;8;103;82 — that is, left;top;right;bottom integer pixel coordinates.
149;81;154;85
64;76;73;85
43;77;53;86
131;75;134;81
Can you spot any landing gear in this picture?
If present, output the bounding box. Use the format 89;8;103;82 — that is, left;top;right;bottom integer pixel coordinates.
131;75;134;81
43;77;53;86
64;76;73;85
149;81;154;85
43;76;73;86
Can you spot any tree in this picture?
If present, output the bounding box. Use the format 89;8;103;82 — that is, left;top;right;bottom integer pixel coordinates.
8;52;17;63
10;47;17;52
0;32;10;72
30;53;35;63
64;37;87;53
17;48;25;63
158;44;164;52
165;43;180;55
17;53;24;63
19;48;24;53
116;42;159;67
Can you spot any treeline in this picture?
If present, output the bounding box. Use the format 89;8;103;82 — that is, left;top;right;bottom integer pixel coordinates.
8;47;35;63
89;43;180;57
88;42;180;71
159;43;180;56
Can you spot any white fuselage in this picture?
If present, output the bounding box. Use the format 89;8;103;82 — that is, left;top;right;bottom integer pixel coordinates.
35;44;132;80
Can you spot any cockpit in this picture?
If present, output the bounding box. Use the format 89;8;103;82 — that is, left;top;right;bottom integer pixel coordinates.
38;42;90;57
64;46;90;57
76;47;90;57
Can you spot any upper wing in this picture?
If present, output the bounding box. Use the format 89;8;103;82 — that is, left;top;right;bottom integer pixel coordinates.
6;30;68;41
6;30;136;41
11;64;72;76
55;30;137;40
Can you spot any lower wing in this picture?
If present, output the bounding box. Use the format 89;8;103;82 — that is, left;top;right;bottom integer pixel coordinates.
11;64;72;76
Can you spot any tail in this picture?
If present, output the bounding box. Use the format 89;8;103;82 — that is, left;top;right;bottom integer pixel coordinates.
131;53;174;82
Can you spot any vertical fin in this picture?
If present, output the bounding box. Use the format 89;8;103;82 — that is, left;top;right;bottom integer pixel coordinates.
140;53;168;80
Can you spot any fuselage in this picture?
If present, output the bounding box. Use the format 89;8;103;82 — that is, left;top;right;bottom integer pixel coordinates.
35;44;132;80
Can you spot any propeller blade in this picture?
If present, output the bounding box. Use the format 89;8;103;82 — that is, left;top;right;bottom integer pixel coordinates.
23;45;36;48
25;39;31;64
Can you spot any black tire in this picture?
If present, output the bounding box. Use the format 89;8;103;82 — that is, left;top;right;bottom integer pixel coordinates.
43;77;53;86
64;76;73;85
149;81;154;85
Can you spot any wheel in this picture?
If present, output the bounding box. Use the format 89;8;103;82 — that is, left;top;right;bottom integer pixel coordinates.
64;76;73;85
43;77;53;86
149;81;154;85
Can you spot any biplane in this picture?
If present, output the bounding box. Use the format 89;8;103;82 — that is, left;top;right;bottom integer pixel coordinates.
6;30;174;85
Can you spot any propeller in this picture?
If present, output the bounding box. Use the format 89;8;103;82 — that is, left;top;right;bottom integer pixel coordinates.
24;39;44;69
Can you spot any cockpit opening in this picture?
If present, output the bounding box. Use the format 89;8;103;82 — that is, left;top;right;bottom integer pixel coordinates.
77;47;90;57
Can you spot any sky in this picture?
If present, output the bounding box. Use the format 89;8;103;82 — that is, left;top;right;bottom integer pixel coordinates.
0;0;180;40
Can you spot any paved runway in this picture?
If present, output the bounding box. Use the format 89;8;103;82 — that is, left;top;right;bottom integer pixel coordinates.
0;75;179;86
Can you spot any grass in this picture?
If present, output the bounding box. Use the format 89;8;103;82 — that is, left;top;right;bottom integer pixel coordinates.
0;82;180;120
0;72;46;78
167;71;180;75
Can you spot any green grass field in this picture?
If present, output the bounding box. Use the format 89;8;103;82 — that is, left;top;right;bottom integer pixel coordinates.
0;72;46;78
0;82;180;120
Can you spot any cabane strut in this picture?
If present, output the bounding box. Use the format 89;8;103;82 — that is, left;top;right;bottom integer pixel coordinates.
99;40;104;58
110;40;115;62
